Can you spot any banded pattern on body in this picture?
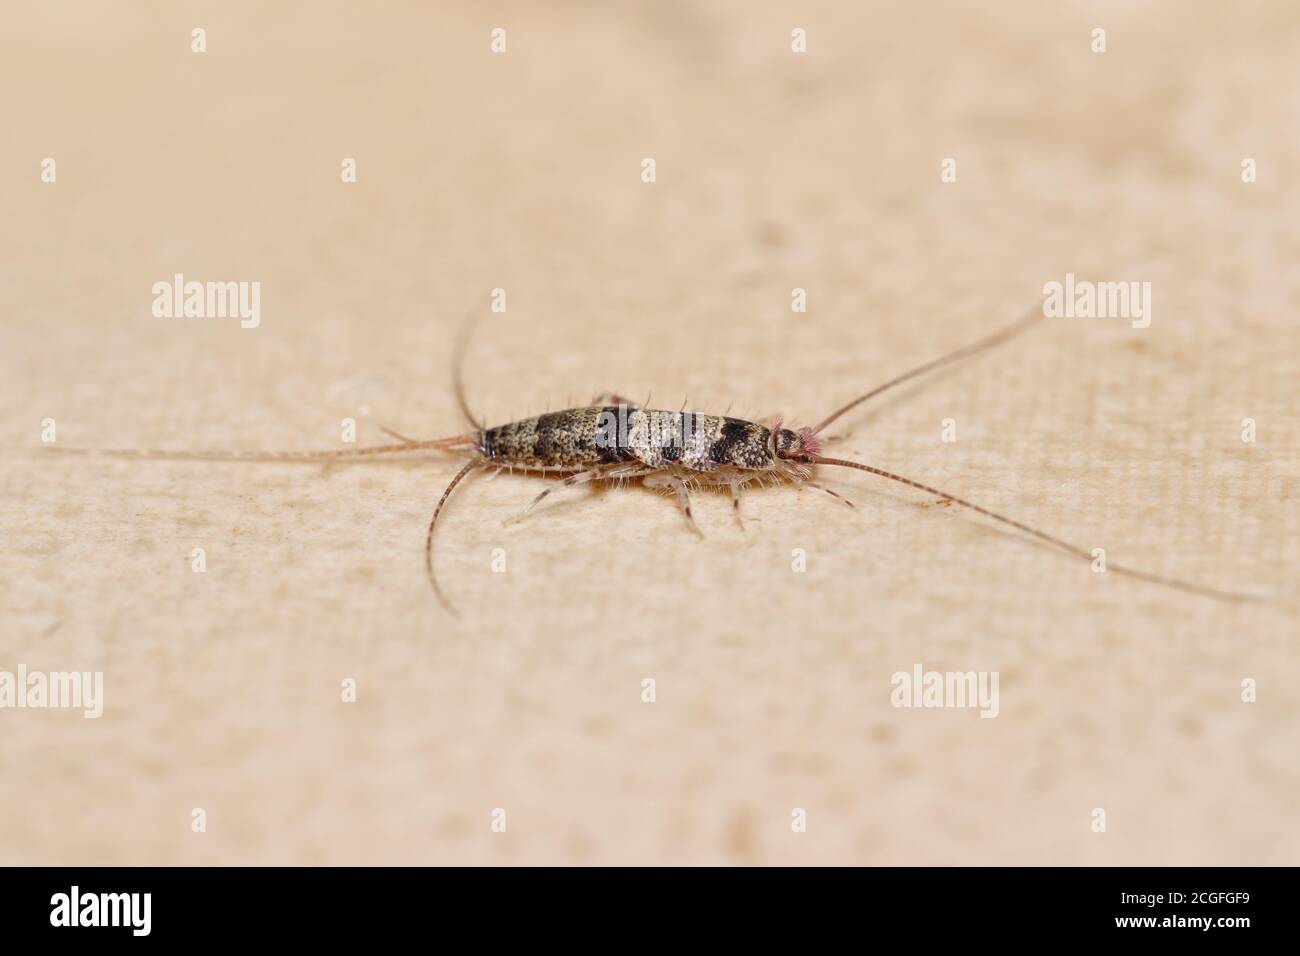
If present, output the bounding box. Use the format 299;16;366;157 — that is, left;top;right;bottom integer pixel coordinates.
480;405;778;473
480;406;633;469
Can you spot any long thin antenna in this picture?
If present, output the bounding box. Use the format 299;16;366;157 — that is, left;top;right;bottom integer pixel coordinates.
812;304;1044;435
42;434;477;463
810;455;1261;604
426;460;480;615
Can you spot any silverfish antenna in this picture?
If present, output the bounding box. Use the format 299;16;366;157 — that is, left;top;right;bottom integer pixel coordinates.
807;455;1261;604
812;303;1044;436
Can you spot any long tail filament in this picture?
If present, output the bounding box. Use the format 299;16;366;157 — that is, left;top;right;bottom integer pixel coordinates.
42;434;477;463
425;460;480;616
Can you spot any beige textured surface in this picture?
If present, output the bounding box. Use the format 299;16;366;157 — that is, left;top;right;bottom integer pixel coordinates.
2;2;1297;865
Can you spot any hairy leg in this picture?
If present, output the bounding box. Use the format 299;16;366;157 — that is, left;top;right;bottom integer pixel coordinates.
644;472;704;537
502;464;651;526
729;480;747;529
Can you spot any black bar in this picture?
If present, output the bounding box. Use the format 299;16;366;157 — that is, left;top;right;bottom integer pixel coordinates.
0;866;1282;942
